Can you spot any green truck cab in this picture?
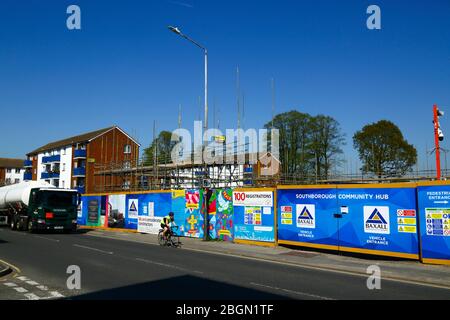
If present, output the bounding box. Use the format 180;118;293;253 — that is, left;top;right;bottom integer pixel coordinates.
11;188;80;233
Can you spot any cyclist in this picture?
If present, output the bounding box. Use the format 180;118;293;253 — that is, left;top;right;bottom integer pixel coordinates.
160;212;176;240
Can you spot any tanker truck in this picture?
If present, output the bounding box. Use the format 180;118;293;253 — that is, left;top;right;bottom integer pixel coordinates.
0;181;79;233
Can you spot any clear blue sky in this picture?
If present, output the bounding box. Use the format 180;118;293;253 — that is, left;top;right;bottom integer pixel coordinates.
1;0;449;173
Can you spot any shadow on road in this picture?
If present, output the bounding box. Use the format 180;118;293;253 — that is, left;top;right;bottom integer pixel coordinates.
69;275;292;300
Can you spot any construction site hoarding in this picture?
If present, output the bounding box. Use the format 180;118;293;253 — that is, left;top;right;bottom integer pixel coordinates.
277;184;420;259
417;182;450;265
233;189;276;243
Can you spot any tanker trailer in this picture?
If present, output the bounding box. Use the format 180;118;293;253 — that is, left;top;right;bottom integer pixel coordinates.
0;181;79;233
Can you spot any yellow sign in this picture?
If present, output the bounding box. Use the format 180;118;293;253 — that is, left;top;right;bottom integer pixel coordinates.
282;213;292;219
281;219;293;225
214;136;226;143
432;214;443;219
398;225;416;233
172;190;185;199
397;218;416;225
87;158;96;163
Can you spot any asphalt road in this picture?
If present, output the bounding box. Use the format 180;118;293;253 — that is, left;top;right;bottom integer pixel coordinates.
0;227;449;300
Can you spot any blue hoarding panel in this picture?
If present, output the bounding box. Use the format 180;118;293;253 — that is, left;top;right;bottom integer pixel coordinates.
125;193;172;230
337;187;419;256
277;186;419;258
417;185;450;262
277;188;339;248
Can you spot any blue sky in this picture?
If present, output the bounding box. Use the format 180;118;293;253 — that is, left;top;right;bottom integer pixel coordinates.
0;0;449;173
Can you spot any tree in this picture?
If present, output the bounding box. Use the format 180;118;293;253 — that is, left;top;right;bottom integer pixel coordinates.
143;131;179;166
309;115;346;180
353;120;417;178
264;111;313;179
264;111;345;181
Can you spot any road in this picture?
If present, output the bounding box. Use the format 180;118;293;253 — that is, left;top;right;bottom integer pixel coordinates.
0;227;449;300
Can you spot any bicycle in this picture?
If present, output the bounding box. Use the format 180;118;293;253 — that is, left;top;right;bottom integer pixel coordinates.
158;226;181;248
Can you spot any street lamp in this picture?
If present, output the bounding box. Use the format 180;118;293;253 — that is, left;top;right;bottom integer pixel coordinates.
168;26;208;131
168;25;209;240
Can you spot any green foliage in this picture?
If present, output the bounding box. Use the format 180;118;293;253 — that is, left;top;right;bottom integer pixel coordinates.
143;131;179;166
353;120;417;177
264;111;345;180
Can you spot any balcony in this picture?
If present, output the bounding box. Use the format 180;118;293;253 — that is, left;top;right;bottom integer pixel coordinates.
41;172;60;179
23;172;32;181
24;160;33;168
42;155;61;164
76;186;86;194
73;167;86;177
74;149;87;159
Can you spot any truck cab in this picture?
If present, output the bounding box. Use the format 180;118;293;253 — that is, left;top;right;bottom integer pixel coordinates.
12;188;79;233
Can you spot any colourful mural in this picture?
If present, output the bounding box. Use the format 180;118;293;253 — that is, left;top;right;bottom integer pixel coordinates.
215;189;234;241
184;189;204;238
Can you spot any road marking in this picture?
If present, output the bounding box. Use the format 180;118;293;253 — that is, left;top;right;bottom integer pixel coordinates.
136;258;204;275
4;282;17;287
24;293;40;300
17;276;30;281
250;282;334;300
13;287;28;293
26;280;39;286
37;285;48;291
49;291;65;298
87;232;450;291
33;235;60;242
0;259;21;273
73;244;113;255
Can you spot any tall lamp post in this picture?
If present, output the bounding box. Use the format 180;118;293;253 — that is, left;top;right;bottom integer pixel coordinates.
168;26;208;131
168;26;209;240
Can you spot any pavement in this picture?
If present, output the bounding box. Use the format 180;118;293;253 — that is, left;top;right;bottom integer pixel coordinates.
0;226;449;300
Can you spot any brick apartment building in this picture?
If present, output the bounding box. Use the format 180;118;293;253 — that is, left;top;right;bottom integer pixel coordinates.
0;158;25;186
25;126;140;194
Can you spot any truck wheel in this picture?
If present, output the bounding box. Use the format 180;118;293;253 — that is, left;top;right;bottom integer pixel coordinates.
27;220;34;233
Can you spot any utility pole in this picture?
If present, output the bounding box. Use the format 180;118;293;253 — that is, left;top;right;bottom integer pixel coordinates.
237;67;241;129
433;104;445;180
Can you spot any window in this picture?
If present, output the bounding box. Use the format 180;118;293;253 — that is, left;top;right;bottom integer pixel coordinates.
15;168;20;174
62;164;66;172
62;148;66;155
124;144;131;154
123;161;131;169
6;169;11;173
62;181;65;188
14;179;20;184
5;178;11;185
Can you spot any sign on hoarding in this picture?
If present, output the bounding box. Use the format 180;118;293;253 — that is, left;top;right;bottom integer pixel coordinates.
417;184;450;263
138;216;163;235
233;191;273;207
234;190;275;243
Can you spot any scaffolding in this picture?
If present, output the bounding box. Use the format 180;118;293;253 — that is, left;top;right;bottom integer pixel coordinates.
91;155;450;193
